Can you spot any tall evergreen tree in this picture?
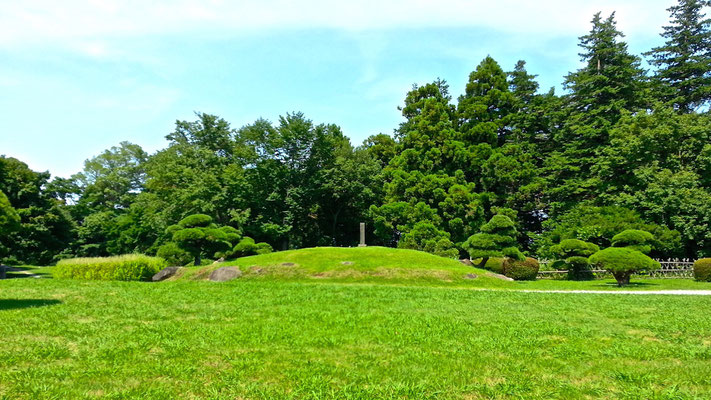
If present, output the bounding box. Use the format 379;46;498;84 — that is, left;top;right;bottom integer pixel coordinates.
646;0;711;112
546;12;648;214
457;56;515;146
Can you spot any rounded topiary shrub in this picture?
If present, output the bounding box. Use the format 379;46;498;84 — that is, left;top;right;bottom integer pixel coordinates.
693;258;711;282
502;257;539;281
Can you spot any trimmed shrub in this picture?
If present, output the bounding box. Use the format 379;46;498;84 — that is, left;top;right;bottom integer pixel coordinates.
693;258;711;282
588;247;660;286
230;237;274;258
256;242;273;255
464;214;524;268
54;254;166;281
502;257;539;281
612;229;655;254
550;239;599;280
156;242;192;266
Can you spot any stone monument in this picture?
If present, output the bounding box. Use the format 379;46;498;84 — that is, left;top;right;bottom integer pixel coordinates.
358;222;367;247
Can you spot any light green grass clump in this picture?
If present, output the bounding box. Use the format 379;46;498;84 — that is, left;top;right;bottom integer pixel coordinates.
53;254;166;281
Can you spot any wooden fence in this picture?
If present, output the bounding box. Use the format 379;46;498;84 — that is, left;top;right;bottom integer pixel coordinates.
537;258;696;279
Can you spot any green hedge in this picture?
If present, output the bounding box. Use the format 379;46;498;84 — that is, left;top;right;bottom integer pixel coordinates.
693;258;711;282
54;254;166;281
502;257;540;281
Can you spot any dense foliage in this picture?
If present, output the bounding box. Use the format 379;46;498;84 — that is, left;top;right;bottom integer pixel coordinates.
693;258;711;281
1;1;711;265
53;254;166;281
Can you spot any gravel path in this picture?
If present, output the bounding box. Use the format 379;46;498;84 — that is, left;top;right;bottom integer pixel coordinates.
519;289;711;296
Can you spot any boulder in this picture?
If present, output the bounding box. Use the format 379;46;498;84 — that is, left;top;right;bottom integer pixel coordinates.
459;259;473;266
281;262;296;267
486;272;515;281
209;267;242;282
464;273;478;280
340;261;354;266
152;267;180;282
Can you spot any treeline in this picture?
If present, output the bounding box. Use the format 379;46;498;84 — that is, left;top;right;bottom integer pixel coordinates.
2;1;711;265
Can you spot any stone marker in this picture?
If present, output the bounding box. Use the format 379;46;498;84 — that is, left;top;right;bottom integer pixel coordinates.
209;266;242;282
341;261;354;266
0;264;7;280
358;222;367;247
152;267;180;282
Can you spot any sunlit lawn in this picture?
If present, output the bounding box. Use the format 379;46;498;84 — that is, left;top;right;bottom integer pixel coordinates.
2;277;711;399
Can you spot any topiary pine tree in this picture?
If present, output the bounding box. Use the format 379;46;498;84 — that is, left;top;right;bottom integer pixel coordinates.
611;229;655;254
464;214;524;268
589;247;660;286
645;0;711;112
550;239;600;280
166;214;241;266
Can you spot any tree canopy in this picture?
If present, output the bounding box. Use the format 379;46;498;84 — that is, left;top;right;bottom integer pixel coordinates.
2;1;711;266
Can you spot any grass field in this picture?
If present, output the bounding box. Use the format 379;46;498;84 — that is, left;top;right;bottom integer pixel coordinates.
2;247;711;399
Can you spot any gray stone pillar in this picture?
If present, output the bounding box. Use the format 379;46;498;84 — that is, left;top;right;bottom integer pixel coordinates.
358;222;367;247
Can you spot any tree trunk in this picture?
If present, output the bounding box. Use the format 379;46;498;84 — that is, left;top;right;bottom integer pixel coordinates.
0;265;5;280
477;257;489;269
194;253;202;267
331;207;342;246
613;271;632;287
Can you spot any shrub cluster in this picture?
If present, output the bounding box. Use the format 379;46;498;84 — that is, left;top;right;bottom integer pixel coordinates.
54;254;166;281
229;237;273;258
693;258;711;282
502;257;540;281
156;242;192;266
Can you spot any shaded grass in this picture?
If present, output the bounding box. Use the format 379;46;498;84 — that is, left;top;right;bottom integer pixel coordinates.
1;278;711;399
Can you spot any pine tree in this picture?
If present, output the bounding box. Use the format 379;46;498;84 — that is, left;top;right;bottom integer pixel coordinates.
563;12;647;141
646;0;711;112
546;13;648;214
457;56;515;146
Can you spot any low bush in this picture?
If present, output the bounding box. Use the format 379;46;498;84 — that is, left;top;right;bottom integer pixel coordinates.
54;254;166;281
693;258;711;282
156;243;192;266
230;237;273;258
502;257;539;281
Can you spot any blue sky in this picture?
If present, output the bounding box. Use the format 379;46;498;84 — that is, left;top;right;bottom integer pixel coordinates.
0;0;677;178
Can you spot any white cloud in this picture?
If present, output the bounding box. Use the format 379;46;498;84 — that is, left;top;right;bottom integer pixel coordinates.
0;0;674;52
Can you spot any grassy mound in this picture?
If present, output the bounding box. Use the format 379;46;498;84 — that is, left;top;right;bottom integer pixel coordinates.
170;246;509;287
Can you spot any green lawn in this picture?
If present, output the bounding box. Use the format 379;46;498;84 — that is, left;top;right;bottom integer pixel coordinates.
3;247;711;399
2;277;711;399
